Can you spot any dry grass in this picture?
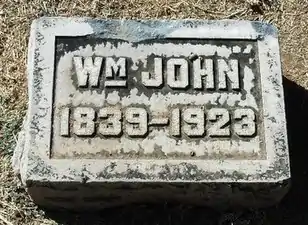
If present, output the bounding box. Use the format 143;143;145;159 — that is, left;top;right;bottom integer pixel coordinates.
0;0;307;224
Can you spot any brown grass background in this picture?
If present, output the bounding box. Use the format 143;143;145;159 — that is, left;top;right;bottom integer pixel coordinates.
0;0;308;224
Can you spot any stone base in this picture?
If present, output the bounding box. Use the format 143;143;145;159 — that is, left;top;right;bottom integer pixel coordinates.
26;181;289;211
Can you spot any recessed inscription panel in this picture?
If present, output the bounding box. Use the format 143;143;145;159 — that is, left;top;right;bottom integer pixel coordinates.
52;38;263;159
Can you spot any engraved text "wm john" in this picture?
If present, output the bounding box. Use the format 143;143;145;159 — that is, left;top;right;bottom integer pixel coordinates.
73;56;241;90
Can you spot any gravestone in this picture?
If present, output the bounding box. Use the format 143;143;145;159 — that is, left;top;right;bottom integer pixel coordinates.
13;17;290;210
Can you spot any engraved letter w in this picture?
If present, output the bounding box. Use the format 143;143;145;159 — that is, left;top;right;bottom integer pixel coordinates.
73;56;103;87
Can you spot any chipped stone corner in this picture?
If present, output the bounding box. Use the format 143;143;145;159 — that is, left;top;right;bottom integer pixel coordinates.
12;116;27;177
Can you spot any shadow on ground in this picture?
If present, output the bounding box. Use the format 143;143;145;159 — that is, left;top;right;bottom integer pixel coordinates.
42;77;308;225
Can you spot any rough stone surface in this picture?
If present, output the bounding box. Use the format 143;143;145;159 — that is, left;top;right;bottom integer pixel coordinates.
13;17;290;210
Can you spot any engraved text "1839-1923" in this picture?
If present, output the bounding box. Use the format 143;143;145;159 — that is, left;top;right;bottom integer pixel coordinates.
60;107;256;138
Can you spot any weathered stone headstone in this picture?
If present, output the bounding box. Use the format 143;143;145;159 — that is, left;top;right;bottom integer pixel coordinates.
13;17;290;210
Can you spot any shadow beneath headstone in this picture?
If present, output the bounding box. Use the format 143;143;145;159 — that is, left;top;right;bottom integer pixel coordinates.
263;77;308;224
42;77;308;225
45;204;221;225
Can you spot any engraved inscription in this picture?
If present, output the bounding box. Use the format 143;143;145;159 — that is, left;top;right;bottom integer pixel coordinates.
60;107;70;136
142;57;163;87
167;58;189;89
73;56;102;87
105;57;127;87
170;108;180;137
99;107;122;136
53;38;263;159
71;56;241;90
60;106;257;139
234;108;256;137
125;108;148;137
217;59;240;90
183;108;205;137
73;107;95;136
208;108;231;137
193;58;214;89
